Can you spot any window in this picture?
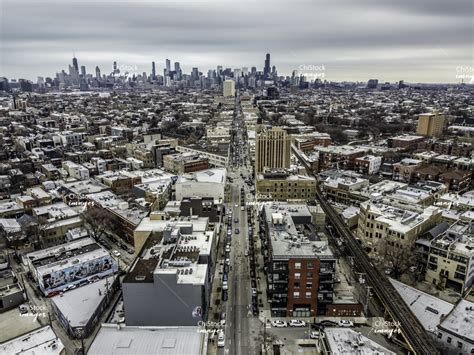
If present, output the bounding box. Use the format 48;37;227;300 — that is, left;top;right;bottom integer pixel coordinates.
307;272;313;278
447;337;452;344
306;282;313;288
293;292;300;298
305;292;312;298
294;262;301;269
294;273;301;280
437;333;442;339
457;342;463;349
294;282;300;288
307;261;314;268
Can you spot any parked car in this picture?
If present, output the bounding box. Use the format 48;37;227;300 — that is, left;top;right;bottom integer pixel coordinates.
222;281;228;290
112;250;121;257
19;304;29;314
384;268;393;275
222;290;228;301
234;228;240;234
217;330;225;347
310;330;320;339
251;288;257;296
338;320;354;327
271;320;288;328
289;320;306;327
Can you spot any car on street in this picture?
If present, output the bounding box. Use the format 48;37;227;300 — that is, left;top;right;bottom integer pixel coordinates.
225;245;230;252
222;280;228;290
244;249;249;256
220;313;226;326
234;204;238;207
252;304;259;316
217;330;225;347
241;206;245;211
271;320;287;328
384;268;393;275
222;290;228;301
310;330;320;339
19;304;29;314
234;228;239;234
338;320;354;327
112;250;121;257
289;320;306;327
251;288;257;296
234;218;239;223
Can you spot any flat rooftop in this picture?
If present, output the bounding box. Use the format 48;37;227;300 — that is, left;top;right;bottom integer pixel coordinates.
177;168;226;184
263;203;334;259
438;299;474;342
324;327;396;355
390;279;454;332
126;216;213;285
88;325;205;355
0;325;64;355
51;275;116;328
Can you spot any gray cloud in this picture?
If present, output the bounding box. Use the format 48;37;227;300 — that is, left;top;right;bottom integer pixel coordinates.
1;0;472;83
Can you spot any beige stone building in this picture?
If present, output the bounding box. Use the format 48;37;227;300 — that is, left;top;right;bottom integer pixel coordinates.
256;170;316;201
416;112;445;138
357;199;442;257
255;127;291;174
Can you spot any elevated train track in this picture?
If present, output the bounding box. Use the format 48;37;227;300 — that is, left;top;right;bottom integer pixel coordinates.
291;144;439;354
316;190;439;355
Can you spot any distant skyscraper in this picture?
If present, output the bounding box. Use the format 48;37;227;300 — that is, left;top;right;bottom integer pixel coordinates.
95;66;101;80
255;127;291;173
367;79;378;89
251;67;257;75
80;65;86;77
113;61;118;74
165;59;171;74
152;61;156;79
264;53;271;78
72;57;79;73
192;67;199;81
223;80;235;97
174;62;181;80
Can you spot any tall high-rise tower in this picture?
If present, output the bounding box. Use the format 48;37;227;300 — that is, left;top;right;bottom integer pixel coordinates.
264;53;271;78
72;56;79;73
255;127;290;174
152;61;156;79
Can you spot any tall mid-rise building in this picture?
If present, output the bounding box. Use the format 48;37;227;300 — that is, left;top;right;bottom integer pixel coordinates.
165;58;171;74
223;80;235;97
95;66;101;80
255;127;291;173
416;112;445;138
80;65;86;77
151;61;156;79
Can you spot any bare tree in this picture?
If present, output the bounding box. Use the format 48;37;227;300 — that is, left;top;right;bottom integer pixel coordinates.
378;239;417;279
81;207;113;242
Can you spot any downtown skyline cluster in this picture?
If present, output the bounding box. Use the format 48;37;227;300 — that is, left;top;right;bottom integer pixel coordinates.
2;0;472;83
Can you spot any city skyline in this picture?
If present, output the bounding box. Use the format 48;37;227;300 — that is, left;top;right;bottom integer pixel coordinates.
1;0;472;83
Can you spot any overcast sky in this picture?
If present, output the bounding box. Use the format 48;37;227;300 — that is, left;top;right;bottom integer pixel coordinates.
1;0;472;83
